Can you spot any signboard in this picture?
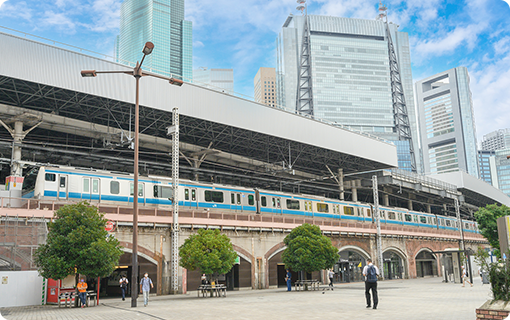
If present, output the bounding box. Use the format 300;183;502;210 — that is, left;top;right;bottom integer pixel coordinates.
497;215;510;259
5;176;24;190
235;256;240;265
2;276;8;284
105;220;116;232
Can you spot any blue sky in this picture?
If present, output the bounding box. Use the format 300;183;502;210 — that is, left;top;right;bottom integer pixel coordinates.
0;0;509;142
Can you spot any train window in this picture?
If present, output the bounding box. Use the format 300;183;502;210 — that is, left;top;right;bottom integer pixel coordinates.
445;220;451;227
45;173;56;182
191;189;196;201
261;196;267;207
427;217;431;224
184;189;189;200
464;223;470;230
388;212;396;220
59;177;66;188
272;197;276;207
83;179;89;193
420;216;426;223
397;213;402;221
93;180;99;194
276;198;281;208
286;199;300;210
344;207;354;215
317;203;329;213
357;208;362;216
405;214;412;222
366;209;371;217
413;215;418;223
237;194;241;205
248;195;254;205
205;190;224;203
110;181;120;195
154;186;173;199
129;183;143;196
231;194;235;204
440;219;445;226
433;218;436;225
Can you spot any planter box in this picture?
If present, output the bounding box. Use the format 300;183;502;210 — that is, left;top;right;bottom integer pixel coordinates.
476;300;510;319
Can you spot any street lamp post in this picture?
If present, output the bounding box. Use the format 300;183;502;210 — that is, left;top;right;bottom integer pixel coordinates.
81;42;183;307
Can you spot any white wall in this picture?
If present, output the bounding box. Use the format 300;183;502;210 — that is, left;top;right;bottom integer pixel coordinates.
0;271;44;308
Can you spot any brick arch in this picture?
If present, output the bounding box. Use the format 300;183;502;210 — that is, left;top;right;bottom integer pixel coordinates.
232;244;253;264
264;242;286;261
118;241;161;264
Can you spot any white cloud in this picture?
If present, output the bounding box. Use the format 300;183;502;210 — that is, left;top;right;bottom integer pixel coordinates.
0;0;8;9
193;41;204;48
86;0;121;32
0;1;31;20
41;11;76;32
494;36;510;55
503;0;510;7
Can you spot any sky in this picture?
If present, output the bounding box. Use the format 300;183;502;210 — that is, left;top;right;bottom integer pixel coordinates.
0;0;509;142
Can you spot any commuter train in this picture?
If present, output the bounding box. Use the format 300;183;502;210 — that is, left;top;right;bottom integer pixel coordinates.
21;166;479;234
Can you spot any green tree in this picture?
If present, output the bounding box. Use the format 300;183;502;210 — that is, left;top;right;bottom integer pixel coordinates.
179;229;237;277
474;204;510;251
34;202;123;280
282;223;339;274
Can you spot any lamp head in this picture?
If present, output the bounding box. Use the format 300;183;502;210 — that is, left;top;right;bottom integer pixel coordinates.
81;70;97;77
142;42;154;55
169;78;184;86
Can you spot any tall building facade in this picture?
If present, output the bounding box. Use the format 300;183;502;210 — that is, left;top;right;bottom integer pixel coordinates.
254;67;276;107
478;150;495;185
491;149;510;196
276;14;420;172
415;67;479;178
481;129;510;151
193;68;234;94
117;0;192;81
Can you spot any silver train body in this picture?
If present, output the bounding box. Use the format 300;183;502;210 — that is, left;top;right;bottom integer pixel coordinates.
21;166;479;234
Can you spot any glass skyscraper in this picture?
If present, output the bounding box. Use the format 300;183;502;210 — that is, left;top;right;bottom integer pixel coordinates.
478;150;495;185
276;14;420;172
117;0;192;81
415;67;479;178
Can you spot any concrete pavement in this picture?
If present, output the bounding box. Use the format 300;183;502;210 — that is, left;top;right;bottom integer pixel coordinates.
0;277;492;320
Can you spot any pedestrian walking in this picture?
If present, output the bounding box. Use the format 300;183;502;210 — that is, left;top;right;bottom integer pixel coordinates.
140;273;154;307
119;274;129;301
285;269;292;291
462;266;472;287
362;259;379;309
76;278;88;308
328;269;334;288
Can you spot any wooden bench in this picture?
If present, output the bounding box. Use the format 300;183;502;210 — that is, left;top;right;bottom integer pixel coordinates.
294;279;320;291
197;284;227;297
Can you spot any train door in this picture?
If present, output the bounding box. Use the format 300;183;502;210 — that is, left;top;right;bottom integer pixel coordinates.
130;182;144;204
184;188;198;208
231;192;242;212
57;175;68;200
91;178;100;202
82;178;91;201
272;197;282;214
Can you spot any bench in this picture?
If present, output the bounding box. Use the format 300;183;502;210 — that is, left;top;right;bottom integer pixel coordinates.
294;279;320;291
197;284;227;298
86;291;97;307
58;291;75;308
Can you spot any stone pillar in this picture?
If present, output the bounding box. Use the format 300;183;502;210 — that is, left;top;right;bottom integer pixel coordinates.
352;186;358;202
12;121;23;176
426;204;431;213
383;194;389;206
408;200;413;210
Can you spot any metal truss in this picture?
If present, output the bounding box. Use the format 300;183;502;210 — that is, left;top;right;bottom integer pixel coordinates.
296;15;314;116
385;24;416;172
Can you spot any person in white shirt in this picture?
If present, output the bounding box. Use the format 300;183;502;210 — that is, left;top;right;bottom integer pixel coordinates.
328;270;335;288
119;275;129;301
462;266;472;287
362;259;380;309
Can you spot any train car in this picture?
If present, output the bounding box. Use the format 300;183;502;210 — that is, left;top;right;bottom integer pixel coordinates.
20;165;480;235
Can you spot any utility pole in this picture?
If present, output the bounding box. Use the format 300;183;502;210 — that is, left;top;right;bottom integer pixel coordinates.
372;175;384;279
171;107;180;294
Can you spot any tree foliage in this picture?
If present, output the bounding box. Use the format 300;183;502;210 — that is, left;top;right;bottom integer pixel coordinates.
179;229;237;276
34;202;123;280
474;204;510;250
282;223;339;274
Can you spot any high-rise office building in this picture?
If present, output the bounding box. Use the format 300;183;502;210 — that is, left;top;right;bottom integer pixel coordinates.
117;0;192;81
491;148;510;196
481;129;510;151
254;67;276;107
478;150;495;185
193;67;234;94
276;11;420;172
415;67;479;178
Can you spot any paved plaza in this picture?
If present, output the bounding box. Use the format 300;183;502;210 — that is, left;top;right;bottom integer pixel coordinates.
0;277;492;320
